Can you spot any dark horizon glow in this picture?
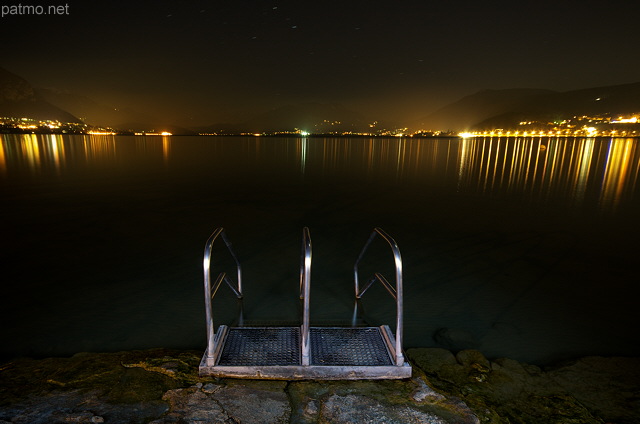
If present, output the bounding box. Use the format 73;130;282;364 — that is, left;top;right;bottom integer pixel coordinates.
2;1;640;127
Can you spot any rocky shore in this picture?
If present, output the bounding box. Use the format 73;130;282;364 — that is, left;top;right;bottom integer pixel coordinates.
1;348;638;423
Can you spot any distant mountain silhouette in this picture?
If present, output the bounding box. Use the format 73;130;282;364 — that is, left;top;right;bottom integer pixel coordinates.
112;122;195;135
248;103;370;132
0;67;81;123
4;65;638;134
193;122;244;134
414;82;640;132
412;88;555;132
199;103;382;133
37;88;195;134
475;82;640;129
0;68;190;133
37;87;137;127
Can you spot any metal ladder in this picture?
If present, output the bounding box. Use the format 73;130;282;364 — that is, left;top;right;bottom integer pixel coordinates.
198;227;411;380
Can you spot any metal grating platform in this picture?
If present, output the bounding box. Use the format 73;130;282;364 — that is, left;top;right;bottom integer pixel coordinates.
218;327;300;366
310;327;392;366
199;325;411;380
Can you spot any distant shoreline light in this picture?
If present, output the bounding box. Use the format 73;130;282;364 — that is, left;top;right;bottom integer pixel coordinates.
88;130;117;135
457;127;639;138
1;115;638;138
134;131;172;136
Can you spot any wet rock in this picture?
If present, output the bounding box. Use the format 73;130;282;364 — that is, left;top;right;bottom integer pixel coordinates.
49;411;104;423
107;366;181;404
2;348;638;424
407;348;640;424
287;377;479;424
412;377;446;402
456;350;491;383
406;348;458;374
409;377;481;424
213;381;290;423
303;400;319;417
547;356;640;424
408;348;469;390
0;349;197;424
149;388;231;423
320;393;448;424
0;389;168;424
287;381;328;423
456;350;490;370
201;382;221;394
157;361;180;374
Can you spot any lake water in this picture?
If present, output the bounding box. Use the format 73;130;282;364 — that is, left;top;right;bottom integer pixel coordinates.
1;134;639;364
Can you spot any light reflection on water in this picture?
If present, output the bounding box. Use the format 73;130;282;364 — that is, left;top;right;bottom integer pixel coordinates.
456;137;640;212
1;134;639;363
0;134;640;210
3;134;638;212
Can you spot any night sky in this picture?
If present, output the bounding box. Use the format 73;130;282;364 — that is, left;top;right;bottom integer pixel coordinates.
2;0;640;126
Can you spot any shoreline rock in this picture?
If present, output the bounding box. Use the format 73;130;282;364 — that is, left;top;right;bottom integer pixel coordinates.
0;348;638;423
408;348;640;424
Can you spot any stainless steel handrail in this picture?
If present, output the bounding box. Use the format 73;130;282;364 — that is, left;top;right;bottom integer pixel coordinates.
299;227;312;366
203;227;243;365
354;227;404;366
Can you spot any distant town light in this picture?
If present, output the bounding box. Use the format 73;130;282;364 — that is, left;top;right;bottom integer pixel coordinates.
612;116;638;124
458;132;474;138
88;130;117;135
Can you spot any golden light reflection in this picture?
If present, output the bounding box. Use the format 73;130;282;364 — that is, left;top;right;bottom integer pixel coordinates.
44;134;65;172
301;137;459;183
2;134;639;214
22;134;41;171
600;139;637;211
298;136;308;175
457;137;640;212
83;135;116;162
0;134;179;177
0;134;68;175
162;136;171;164
570;138;595;204
0;137;6;176
134;135;173;165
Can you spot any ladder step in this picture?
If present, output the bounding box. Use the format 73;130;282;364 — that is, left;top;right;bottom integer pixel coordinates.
235;319;370;327
311;327;392;366
218;327;300;366
199;325;411;380
215;326;392;367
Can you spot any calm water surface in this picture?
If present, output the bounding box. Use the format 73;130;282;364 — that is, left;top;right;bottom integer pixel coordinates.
1;134;639;364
